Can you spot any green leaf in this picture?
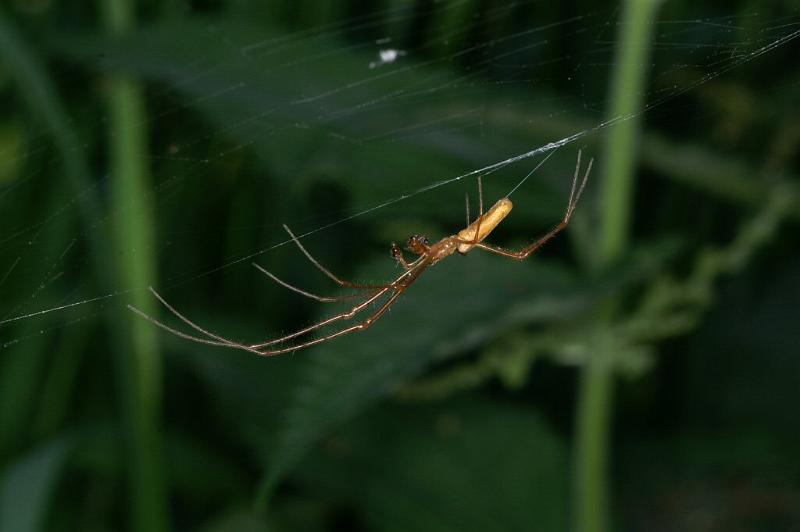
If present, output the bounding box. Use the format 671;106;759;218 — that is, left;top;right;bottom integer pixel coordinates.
298;398;569;532
258;253;586;502
197;508;268;532
47;18;586;225
0;438;73;532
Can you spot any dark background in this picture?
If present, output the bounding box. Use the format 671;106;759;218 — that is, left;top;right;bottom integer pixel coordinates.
0;1;799;531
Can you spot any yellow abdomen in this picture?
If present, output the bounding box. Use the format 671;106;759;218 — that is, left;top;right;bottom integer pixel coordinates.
457;197;513;253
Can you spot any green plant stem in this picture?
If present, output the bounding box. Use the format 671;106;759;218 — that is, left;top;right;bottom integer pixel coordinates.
574;354;613;532
99;1;168;531
598;0;662;264
109;80;166;532
574;1;662;532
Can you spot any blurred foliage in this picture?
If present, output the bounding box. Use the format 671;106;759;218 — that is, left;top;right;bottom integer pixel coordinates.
0;1;799;532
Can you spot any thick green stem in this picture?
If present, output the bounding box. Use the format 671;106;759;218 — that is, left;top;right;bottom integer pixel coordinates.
597;0;663;265
574;1;662;532
99;1;168;531
574;355;614;532
108;78;167;532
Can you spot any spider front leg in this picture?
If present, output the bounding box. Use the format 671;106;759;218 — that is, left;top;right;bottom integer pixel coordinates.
252;263;371;303
251;258;431;355
282;224;394;290
391;242;412;269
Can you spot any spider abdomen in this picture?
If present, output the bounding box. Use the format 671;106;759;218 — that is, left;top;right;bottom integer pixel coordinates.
457;197;513;253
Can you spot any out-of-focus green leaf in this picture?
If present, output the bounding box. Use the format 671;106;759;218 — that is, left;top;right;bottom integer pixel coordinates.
258;253;587;500
165;433;249;503
618;431;800;530
297;398;568;532
197;509;268;532
683;260;800;435
0;437;73;532
49;17;800;226
166;320;307;453
0;122;25;185
0;4;101;464
47;18;587;226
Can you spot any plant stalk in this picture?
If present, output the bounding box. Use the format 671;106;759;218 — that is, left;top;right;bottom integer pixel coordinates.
574;354;614;532
99;1;168;531
574;1;663;532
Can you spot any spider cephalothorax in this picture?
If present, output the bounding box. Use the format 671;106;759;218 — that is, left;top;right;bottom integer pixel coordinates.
130;152;592;356
406;234;431;255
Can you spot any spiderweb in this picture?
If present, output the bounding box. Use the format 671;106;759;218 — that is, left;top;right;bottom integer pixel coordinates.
1;1;799;349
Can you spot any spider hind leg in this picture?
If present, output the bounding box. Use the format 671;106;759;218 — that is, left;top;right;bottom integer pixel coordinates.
473;152;593;260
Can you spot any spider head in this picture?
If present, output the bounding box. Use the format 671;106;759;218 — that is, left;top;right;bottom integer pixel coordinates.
406;234;430;255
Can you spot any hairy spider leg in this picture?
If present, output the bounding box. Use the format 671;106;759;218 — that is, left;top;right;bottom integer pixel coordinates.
256;224;428;299
130;239;431;354
252;262;377;303
464;174;486;227
478;173;484;215
129;289;256;351
248;257;430;349
133;280;396;355
128;305;250;350
283;224;394;290
459;175;491;253
465;192;470;228
470;154;592;260
391;242;413;270
251;259;429;355
566;150;586;217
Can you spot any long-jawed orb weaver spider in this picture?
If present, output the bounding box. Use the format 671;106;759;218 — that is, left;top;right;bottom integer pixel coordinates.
128;151;592;356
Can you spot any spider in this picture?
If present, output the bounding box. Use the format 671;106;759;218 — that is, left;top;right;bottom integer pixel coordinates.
128;151;592;356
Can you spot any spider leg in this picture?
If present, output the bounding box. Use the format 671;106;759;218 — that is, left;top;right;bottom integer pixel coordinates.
464;174;485;224
471;155;593;260
128;278;400;355
133;240;445;356
391;242;412;270
283;224;392;290
461;178;486;247
478;174;484;216
249;257;429;349
252;262;373;303
565;150;591;218
472;232;559;260
249;285;394;348
128;305;255;351
132;249;428;355
129;289;258;352
134;283;393;355
253;260;428;356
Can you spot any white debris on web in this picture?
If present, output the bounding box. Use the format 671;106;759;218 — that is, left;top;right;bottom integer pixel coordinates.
369;48;406;69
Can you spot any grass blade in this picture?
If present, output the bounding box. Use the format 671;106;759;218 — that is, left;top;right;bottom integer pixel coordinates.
100;1;168;530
